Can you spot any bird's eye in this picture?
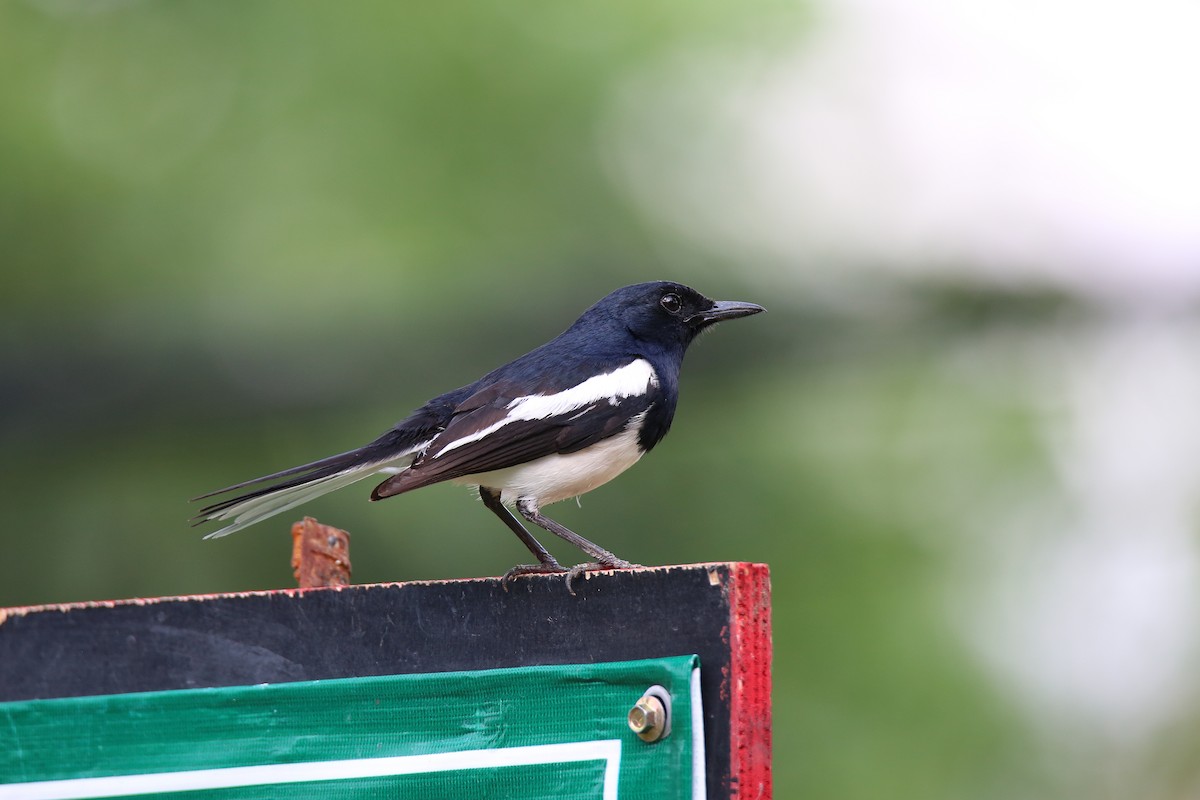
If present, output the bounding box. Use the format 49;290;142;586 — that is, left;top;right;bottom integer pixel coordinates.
660;293;682;314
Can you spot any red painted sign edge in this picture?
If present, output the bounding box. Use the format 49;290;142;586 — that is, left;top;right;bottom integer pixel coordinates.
727;562;773;799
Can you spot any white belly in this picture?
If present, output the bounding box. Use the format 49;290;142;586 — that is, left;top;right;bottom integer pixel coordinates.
455;420;646;506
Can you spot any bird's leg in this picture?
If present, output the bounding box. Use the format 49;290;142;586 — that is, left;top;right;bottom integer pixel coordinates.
479;488;567;585
515;497;640;573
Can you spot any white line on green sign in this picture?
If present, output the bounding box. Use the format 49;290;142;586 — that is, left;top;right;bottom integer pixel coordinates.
1;740;623;800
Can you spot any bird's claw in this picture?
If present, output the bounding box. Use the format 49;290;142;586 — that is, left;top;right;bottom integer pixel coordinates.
564;559;642;594
500;561;568;591
500;559;641;594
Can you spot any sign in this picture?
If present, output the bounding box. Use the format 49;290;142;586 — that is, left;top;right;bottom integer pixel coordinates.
0;562;770;796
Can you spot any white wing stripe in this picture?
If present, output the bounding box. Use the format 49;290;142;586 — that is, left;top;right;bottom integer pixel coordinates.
435;359;658;457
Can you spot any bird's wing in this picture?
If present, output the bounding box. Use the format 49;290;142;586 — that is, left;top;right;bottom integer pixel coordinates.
371;359;659;499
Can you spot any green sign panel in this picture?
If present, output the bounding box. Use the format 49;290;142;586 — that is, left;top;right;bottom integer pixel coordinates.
0;656;702;800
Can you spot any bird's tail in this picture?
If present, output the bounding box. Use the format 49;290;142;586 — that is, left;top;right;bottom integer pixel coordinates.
191;430;428;539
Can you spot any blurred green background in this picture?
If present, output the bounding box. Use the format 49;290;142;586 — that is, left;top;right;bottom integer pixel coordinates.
3;1;1199;798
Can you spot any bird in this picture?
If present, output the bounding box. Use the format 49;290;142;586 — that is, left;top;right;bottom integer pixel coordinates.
193;281;764;585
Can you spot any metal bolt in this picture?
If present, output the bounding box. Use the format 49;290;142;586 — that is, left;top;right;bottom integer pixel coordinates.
628;686;671;742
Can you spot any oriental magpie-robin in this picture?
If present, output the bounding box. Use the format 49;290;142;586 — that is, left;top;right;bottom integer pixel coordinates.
194;281;763;581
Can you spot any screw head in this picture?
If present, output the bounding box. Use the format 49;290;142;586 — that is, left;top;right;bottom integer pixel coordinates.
628;695;666;742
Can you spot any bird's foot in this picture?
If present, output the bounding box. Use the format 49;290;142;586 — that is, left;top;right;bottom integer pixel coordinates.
501;561;568;591
564;559;642;594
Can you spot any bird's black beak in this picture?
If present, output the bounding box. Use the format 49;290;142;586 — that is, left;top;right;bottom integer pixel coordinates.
689;299;766;327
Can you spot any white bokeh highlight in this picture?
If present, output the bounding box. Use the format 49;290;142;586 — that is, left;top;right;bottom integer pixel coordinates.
605;0;1200;304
